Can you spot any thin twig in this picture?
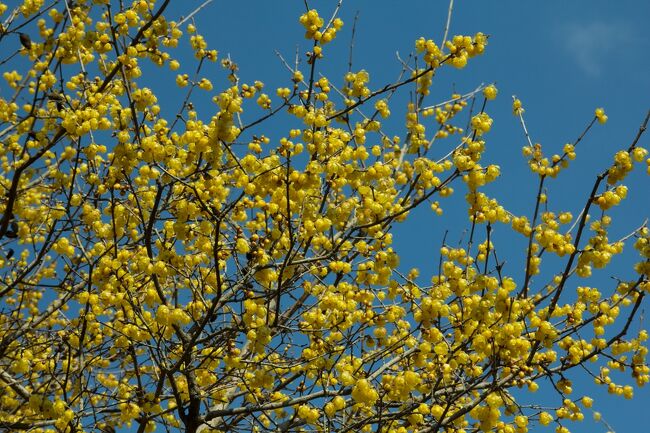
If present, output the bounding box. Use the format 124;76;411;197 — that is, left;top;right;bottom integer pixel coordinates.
421;83;486;111
348;11;360;72
177;0;214;27
513;95;534;148
441;0;455;47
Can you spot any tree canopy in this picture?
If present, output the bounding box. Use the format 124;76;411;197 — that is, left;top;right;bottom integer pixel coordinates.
0;1;649;433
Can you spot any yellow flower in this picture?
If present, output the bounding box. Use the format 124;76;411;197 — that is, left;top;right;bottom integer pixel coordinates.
483;84;498;100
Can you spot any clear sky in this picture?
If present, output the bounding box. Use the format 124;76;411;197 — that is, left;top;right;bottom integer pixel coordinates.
165;1;650;432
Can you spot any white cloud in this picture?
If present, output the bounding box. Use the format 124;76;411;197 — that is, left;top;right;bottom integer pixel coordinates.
561;21;632;77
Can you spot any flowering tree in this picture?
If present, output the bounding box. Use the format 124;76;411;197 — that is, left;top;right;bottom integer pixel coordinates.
0;1;648;433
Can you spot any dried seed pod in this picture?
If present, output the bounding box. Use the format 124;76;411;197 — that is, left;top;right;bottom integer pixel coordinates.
19;33;32;49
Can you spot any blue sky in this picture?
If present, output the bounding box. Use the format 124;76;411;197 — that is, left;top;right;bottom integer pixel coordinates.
159;1;650;432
